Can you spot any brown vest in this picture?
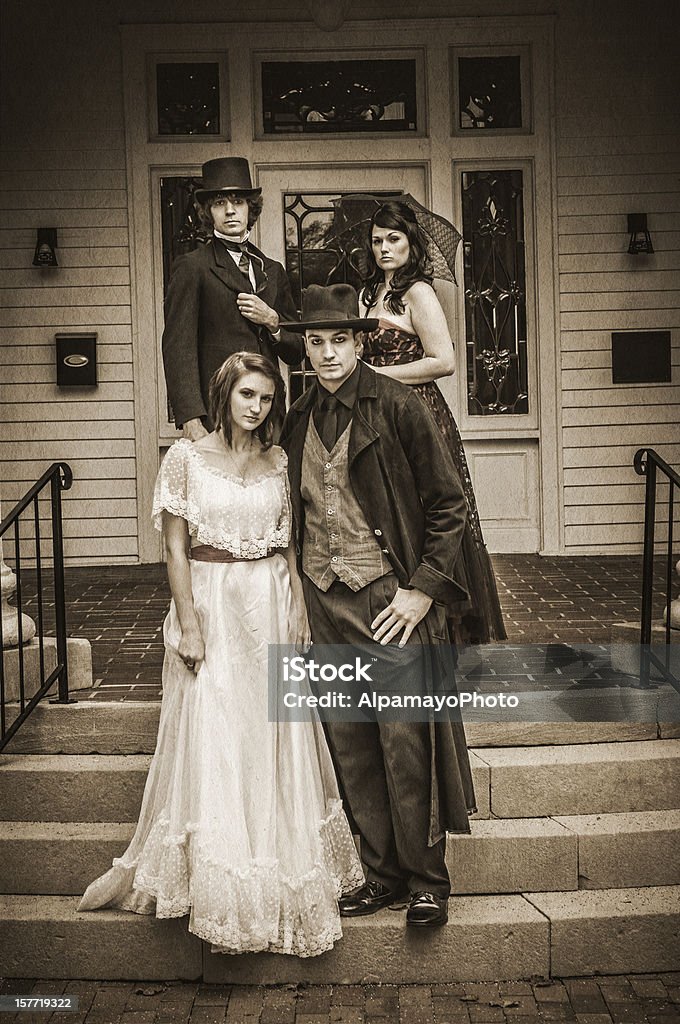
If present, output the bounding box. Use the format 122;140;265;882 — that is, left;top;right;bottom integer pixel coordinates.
301;416;388;592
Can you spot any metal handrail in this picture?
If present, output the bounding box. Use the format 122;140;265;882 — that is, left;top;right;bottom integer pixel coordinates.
633;447;679;690
1;462;73;750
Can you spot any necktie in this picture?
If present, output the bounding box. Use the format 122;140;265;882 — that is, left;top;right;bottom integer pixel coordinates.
221;239;251;282
236;245;251;279
321;394;339;452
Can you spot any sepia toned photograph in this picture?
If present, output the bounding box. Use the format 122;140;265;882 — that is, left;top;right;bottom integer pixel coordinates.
0;1;678;1020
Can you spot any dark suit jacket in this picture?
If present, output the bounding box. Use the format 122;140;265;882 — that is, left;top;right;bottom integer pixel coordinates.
280;359;469;615
280;359;475;839
162;238;303;428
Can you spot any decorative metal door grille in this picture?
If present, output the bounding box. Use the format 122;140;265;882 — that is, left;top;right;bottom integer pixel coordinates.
461;169;529;416
283;191;398;400
160;176;208;293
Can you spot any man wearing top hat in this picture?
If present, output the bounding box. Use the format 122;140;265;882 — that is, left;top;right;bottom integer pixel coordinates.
162;157;303;440
279;284;475;929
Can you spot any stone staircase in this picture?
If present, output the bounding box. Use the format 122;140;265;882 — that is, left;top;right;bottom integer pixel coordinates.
1;702;679;982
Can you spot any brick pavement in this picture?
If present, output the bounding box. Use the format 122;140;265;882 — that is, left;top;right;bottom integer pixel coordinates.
1;975;679;1023
15;554;672;698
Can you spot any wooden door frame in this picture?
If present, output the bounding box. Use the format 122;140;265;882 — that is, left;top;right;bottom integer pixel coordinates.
121;15;559;562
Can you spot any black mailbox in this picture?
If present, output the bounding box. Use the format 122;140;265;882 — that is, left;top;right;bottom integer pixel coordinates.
56;333;98;387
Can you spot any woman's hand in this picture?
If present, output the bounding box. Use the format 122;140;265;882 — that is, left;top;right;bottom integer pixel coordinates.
292;591;312;653
178;625;204;675
164;513;204;674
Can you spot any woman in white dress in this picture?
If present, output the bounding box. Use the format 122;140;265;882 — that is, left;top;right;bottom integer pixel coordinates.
79;352;363;957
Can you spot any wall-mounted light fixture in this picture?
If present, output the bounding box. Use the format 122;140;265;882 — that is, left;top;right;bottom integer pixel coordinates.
627;213;654;255
33;228;58;267
305;0;350;30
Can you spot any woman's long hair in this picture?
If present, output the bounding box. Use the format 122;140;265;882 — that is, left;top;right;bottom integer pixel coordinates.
361;200;434;316
208;352;286;449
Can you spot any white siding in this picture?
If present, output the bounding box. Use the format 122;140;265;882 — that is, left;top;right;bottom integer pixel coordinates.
0;3;137;564
555;2;680;552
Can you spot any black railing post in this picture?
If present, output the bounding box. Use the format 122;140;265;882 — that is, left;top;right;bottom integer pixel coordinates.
0;462;74;750
50;467;70;703
634;447;680;695
13;520;25;710
635;448;656;689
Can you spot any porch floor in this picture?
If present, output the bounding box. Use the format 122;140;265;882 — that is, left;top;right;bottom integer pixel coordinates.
23;553;669;700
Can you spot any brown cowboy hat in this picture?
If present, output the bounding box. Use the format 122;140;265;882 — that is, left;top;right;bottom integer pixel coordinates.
281;284;378;333
194;157;262;201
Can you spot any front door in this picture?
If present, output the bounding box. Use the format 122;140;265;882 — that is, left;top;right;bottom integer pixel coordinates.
256;163;541;552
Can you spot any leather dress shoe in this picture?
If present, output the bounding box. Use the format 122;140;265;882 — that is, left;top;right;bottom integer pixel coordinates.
406;891;449;927
338;881;407;917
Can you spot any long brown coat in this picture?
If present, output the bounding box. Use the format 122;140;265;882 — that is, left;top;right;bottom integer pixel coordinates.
162;239;303;429
280;359;477;839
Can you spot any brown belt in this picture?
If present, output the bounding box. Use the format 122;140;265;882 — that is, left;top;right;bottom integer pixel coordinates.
190;544;287;563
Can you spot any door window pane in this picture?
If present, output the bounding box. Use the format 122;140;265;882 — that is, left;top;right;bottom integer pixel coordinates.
458;56;522;130
262;60;418;134
156;62;220;136
283;191;399;399
462;170;529;416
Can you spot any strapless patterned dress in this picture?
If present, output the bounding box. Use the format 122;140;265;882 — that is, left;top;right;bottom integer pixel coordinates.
363;320;506;643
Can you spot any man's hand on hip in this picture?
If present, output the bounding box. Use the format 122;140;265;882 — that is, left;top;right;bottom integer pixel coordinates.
371;587;433;648
182;418;209;442
237;293;279;331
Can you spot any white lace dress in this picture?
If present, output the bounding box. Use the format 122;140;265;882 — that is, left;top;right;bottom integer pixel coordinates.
78;439;364;957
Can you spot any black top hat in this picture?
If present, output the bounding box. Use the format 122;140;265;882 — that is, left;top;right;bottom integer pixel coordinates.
281;284;379;333
194;157;262;200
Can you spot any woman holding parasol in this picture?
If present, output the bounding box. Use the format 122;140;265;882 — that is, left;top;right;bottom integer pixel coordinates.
333;196;506;644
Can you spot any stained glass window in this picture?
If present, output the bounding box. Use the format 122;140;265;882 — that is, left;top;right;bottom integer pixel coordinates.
156;62;220;136
458;56;522;130
462;170;529;416
262;60;418;134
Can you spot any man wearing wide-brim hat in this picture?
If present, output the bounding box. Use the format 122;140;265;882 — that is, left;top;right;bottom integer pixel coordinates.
280;284;475;929
162;157;303;439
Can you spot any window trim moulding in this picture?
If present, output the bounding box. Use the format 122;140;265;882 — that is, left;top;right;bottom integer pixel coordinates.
449;44;533;137
252;47;427;141
146;51;231;144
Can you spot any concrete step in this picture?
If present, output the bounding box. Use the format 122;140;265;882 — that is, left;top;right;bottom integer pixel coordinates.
2;887;677;982
2;739;679;824
553;809;680;889
473;738;680;817
2;812;679;897
0;893;548;982
6;700;678;755
0;753;490;822
0;895;202;981
0;754;152;822
524;885;680;977
452;810;680;893
0;822;134;895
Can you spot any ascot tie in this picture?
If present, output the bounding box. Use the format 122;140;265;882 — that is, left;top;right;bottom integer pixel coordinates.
221;239;251;281
320;394;340;452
